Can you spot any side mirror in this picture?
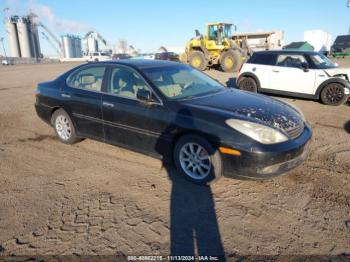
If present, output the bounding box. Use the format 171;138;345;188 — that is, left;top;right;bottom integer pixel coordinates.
136;89;152;102
301;62;309;72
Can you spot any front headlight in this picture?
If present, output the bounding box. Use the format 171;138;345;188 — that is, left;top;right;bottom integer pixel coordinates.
226;119;288;144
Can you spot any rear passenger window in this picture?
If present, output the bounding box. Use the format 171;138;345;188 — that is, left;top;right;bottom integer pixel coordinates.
248;53;277;65
276;55;307;68
67;66;106;92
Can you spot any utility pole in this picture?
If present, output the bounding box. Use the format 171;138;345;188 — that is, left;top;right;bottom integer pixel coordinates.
348;0;350;34
2;7;9;62
0;37;7;57
0;37;8;64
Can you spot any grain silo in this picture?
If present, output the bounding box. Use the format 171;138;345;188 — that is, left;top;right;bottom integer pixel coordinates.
29;20;41;58
75;36;82;57
87;35;98;53
71;36;77;57
17;17;33;58
62;35;83;58
72;36;79;57
5;16;21;57
62;35;73;58
29;26;37;57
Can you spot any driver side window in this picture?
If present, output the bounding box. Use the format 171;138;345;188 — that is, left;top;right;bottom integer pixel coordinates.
108;66;151;100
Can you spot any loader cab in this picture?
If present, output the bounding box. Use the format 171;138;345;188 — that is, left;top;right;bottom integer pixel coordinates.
207;23;233;44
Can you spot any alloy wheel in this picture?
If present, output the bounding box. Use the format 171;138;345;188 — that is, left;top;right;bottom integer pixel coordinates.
179;142;211;180
55;115;72;141
324;84;344;104
240;78;256;92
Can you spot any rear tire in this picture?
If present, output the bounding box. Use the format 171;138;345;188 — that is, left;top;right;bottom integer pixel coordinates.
220;50;241;72
320;83;348;106
188;51;207;71
237;77;258;92
173;134;222;185
52;109;80;144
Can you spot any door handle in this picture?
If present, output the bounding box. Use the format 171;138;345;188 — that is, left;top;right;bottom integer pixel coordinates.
61;93;71;98
102;102;114;108
272;70;280;73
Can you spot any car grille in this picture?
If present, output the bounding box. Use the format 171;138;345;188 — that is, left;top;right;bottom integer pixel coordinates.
284;122;304;139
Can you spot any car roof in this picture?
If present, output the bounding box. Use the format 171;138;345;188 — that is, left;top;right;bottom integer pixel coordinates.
90;59;182;70
252;50;320;55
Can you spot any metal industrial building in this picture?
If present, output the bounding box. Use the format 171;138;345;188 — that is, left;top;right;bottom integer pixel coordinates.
62;35;82;58
4;13;84;59
5;14;41;58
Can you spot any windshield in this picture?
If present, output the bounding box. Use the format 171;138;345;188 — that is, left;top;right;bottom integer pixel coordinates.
222;24;232;38
143;65;225;100
208;24;232;40
309;53;338;69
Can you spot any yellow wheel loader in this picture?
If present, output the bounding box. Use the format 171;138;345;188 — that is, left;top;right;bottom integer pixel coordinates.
180;23;247;72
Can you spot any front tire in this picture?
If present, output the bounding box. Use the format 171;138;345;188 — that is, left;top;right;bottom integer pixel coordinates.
188;51;207;71
237;77;258;92
173;134;222;185
52;109;80;144
220;50;241;72
320;83;348;106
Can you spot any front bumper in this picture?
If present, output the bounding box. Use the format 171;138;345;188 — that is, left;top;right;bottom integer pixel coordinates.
221;123;312;180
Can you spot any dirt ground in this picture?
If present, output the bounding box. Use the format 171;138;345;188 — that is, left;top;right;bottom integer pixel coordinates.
0;59;349;260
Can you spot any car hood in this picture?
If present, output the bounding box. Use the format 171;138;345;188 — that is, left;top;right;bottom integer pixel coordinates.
324;67;350;78
182;89;303;131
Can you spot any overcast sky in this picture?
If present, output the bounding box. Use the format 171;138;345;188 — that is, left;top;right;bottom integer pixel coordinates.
0;0;349;56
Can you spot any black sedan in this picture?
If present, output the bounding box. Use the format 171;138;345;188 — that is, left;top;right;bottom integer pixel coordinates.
155;52;179;62
112;53;132;60
35;60;312;185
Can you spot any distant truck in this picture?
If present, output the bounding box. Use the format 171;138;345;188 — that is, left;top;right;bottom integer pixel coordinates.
1;57;14;65
331;35;350;58
84;52;111;62
304;30;332;55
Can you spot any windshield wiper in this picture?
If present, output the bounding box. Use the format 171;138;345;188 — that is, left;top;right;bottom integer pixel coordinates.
179;89;224;100
199;89;224;96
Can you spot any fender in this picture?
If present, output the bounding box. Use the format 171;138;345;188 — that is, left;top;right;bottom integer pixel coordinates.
333;74;349;81
236;72;261;90
315;77;350;98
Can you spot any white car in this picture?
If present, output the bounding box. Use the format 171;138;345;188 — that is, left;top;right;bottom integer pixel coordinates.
1;59;13;65
85;52;111;62
237;50;350;105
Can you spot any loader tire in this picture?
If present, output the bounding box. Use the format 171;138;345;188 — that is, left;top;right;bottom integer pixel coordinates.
220;50;241;72
189;51;207;71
